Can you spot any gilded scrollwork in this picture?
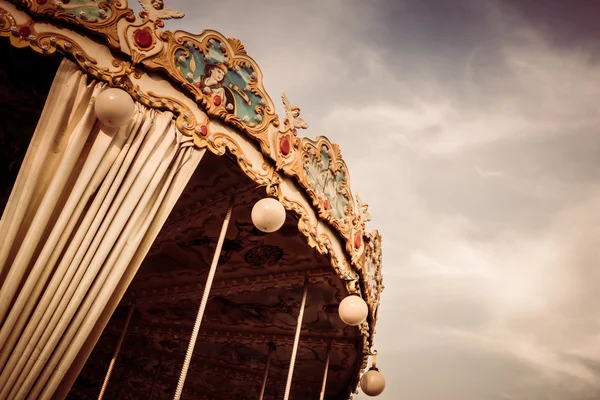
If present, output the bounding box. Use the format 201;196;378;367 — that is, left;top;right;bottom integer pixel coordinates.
141;30;277;155
15;0;134;48
273;132;368;264
5;0;278;155
360;230;383;344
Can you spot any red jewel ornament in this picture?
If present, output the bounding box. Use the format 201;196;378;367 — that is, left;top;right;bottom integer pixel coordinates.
19;26;31;38
279;137;290;156
323;199;329;210
36;0;48;4
134;29;153;49
213;95;222;106
200;125;208;136
354;232;362;249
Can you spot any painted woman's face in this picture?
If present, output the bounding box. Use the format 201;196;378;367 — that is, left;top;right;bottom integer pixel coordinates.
212;67;226;82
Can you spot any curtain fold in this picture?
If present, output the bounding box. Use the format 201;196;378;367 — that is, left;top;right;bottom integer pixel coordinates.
0;59;205;399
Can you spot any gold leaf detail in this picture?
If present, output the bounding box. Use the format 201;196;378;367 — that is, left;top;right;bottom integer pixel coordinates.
227;37;247;55
189;55;196;75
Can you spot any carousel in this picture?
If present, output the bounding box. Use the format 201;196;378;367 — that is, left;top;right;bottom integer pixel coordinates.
0;0;385;399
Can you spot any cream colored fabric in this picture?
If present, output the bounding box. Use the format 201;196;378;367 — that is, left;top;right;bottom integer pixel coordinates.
0;60;205;399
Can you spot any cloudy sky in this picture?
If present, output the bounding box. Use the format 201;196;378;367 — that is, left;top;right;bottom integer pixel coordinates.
159;1;600;398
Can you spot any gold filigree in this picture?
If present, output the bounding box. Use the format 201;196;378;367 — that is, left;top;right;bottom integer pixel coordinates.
142;30;277;155
273;133;367;264
18;0;134;49
226;37;246;55
357;230;383;347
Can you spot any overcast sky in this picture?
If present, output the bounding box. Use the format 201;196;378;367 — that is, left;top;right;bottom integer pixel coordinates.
159;1;600;398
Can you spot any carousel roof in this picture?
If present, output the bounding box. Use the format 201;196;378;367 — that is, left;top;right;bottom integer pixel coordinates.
0;0;384;398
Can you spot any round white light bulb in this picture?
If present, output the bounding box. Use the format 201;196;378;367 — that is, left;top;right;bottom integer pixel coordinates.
338;295;368;326
94;88;135;128
360;368;386;397
251;198;286;233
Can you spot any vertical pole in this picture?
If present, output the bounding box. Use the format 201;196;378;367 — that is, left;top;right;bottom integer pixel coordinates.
259;342;275;400
98;303;135;400
319;342;332;400
173;196;235;400
283;278;309;400
148;360;162;400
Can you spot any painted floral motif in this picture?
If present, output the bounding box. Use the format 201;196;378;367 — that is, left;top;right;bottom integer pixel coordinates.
57;0;113;20
303;145;349;223
175;40;265;125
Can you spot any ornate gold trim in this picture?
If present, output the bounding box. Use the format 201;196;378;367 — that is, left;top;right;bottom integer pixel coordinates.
274;131;370;265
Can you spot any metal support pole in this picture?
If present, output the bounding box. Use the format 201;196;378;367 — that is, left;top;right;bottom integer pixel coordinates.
259;342;276;400
98;303;135;400
283;278;309;400
319;341;332;400
173;196;235;400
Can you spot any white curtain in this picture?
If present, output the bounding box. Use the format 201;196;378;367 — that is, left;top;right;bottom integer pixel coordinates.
0;60;205;399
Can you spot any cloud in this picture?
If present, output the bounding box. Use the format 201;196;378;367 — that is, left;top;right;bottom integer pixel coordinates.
163;0;600;398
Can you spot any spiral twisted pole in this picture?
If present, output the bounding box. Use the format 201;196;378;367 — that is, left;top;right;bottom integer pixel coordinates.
173;196;235;400
97;303;135;400
283;278;309;400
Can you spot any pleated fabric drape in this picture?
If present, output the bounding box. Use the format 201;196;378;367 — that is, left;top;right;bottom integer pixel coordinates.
0;59;206;399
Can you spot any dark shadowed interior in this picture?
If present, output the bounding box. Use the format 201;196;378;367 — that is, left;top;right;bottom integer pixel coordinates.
0;40;61;215
68;152;361;400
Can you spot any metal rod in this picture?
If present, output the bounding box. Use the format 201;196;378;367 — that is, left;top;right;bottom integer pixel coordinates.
98;304;135;400
148;360;162;400
319;342;332;400
259;343;275;400
173;196;235;400
283;278;309;400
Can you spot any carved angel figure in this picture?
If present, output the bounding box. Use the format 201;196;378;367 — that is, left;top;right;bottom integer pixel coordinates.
138;0;185;21
281;92;308;134
356;193;372;223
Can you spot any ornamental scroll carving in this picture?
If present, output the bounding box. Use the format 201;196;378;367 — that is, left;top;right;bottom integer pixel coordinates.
275;130;369;265
9;0;278;155
361;230;383;341
145;30;276;153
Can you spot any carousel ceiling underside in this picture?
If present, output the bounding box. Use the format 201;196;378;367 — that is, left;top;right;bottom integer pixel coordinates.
68;152;361;400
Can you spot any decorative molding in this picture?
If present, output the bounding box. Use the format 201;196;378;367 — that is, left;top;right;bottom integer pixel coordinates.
360;230;384;346
9;0;279;155
120;267;335;305
14;0;134;48
274;133;369;265
142;29;278;155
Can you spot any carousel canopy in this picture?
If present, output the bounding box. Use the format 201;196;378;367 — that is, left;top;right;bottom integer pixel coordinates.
0;0;384;399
